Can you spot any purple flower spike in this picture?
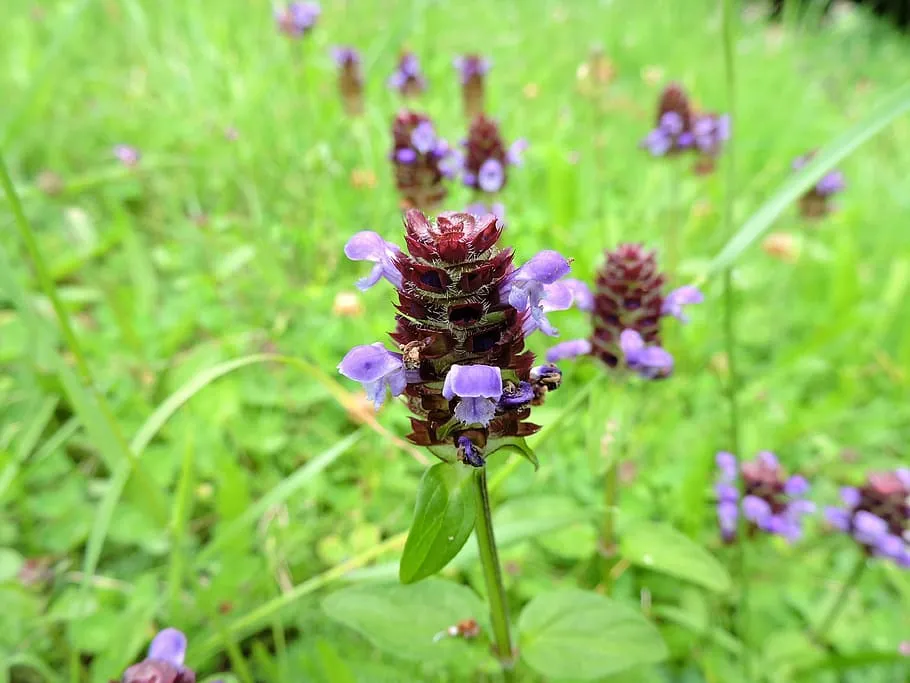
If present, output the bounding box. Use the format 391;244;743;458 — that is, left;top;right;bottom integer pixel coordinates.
442;364;503;426
276;2;320;37
344;231;403;290
620;329;673;379
148;628;187;666
330;45;360;66
338;343;407;409
661;285;704;322
507;250;572;336
478;158;505;193
411;121;436;154
546;339;592;362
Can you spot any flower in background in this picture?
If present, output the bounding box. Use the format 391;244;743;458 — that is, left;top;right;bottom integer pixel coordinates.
331;46;364;116
545;244;703;379
454;54;491;119
714;451;816;543
113;144;140;168
390;111;455;212
641;82;730;175
793;152;846;219
338;211;571;466
825;469;909;568
389;52;427;97
275;2;320;38
120;628;222;683
462;115;527;196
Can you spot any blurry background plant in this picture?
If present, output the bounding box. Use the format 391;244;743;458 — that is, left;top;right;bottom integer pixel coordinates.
1;0;910;681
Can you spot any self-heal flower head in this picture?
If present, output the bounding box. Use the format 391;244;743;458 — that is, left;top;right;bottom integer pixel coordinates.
275;2;320;37
390;111;453;212
825;470;909;568
793;151;846;219
338;210;570;467
389;52;426;97
541;245;702;374
338;343;407;409
455;54;491;119
331;46;364;116
462;115;525;196
714;451;815;545
344;231;403;291
120;628;213;683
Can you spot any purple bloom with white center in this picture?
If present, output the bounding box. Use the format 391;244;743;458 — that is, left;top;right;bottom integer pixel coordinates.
714;450;815;545
825;470;909;568
442;364;503;426
275;2;320;37
661;285;704;322
113;144;140;167
120;628;215;683
344;231;403;291
619;329;673;379
337;343;407;409
505;250;572;337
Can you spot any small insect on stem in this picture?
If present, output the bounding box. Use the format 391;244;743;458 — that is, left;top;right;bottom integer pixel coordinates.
432;618;481;643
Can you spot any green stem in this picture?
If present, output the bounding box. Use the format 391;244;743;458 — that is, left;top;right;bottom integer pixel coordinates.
666;162;681;280
812;557;866;644
600;459;620;592
473;468;516;681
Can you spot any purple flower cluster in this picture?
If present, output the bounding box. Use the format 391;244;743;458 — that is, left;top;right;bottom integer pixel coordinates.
454;54;491;85
461;115;527;195
113;144;140;168
389;52;427;97
117;628;221;683
331;46;364;115
275;2;320;38
715;451;815;543
390;111;457;211
825;469;909;568
455;54;491;118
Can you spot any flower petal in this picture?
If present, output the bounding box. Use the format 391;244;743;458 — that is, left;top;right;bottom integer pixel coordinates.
148;628;187;666
742;495;772;525
716;451;738;481
619;329;644;356
546;339;592;362
514;250;572;285
507;139;528;166
454;396;497;426
442;364;503;400
563;278;594;311
853;510;889;545
839;486;861;507
784;475;809;497
825;506;851;531
478;158;505;193
338;343;403;384
715;483;739;503
661;285;704;322
411;122;436;154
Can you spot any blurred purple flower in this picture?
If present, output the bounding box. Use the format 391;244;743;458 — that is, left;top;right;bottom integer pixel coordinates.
338;343;407;409
113;144;140;167
275;2;320;37
389;52;426;96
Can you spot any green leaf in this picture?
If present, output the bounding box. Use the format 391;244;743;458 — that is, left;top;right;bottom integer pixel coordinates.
399;463;476;584
487;437;539;471
322;580;487;664
620;521;732;594
519;589;668;680
709;80;910;273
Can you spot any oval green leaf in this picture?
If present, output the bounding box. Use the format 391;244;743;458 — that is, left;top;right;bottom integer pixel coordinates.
399;463;476;584
519;588;668;680
322;579;486;664
620;521;732;594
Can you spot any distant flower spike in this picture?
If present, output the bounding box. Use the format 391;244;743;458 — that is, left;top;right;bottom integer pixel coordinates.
338;210;571;465
544;243;701;379
117;628;223;683
714;451;816;544
793;151;846;219
275;2;320;38
389;52;427;97
331;46;364;116
825;469;909;568
390;111;455;212
462;115;527;195
455;54;491;119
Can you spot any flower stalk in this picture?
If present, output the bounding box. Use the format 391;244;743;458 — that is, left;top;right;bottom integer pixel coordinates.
473;467;516;680
811;556;867;644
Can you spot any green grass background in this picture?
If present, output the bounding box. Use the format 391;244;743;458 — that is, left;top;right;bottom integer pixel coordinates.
1;0;909;680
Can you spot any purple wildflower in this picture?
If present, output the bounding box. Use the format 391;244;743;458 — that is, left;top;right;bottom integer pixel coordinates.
391;111;454;212
331;46;364;116
793;152;846;218
275;2;320;37
113;144;140;167
119;628;219;683
455;54;491;119
389;52;426;96
715;451;815;544
337;343;408;409
462;115;525;195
